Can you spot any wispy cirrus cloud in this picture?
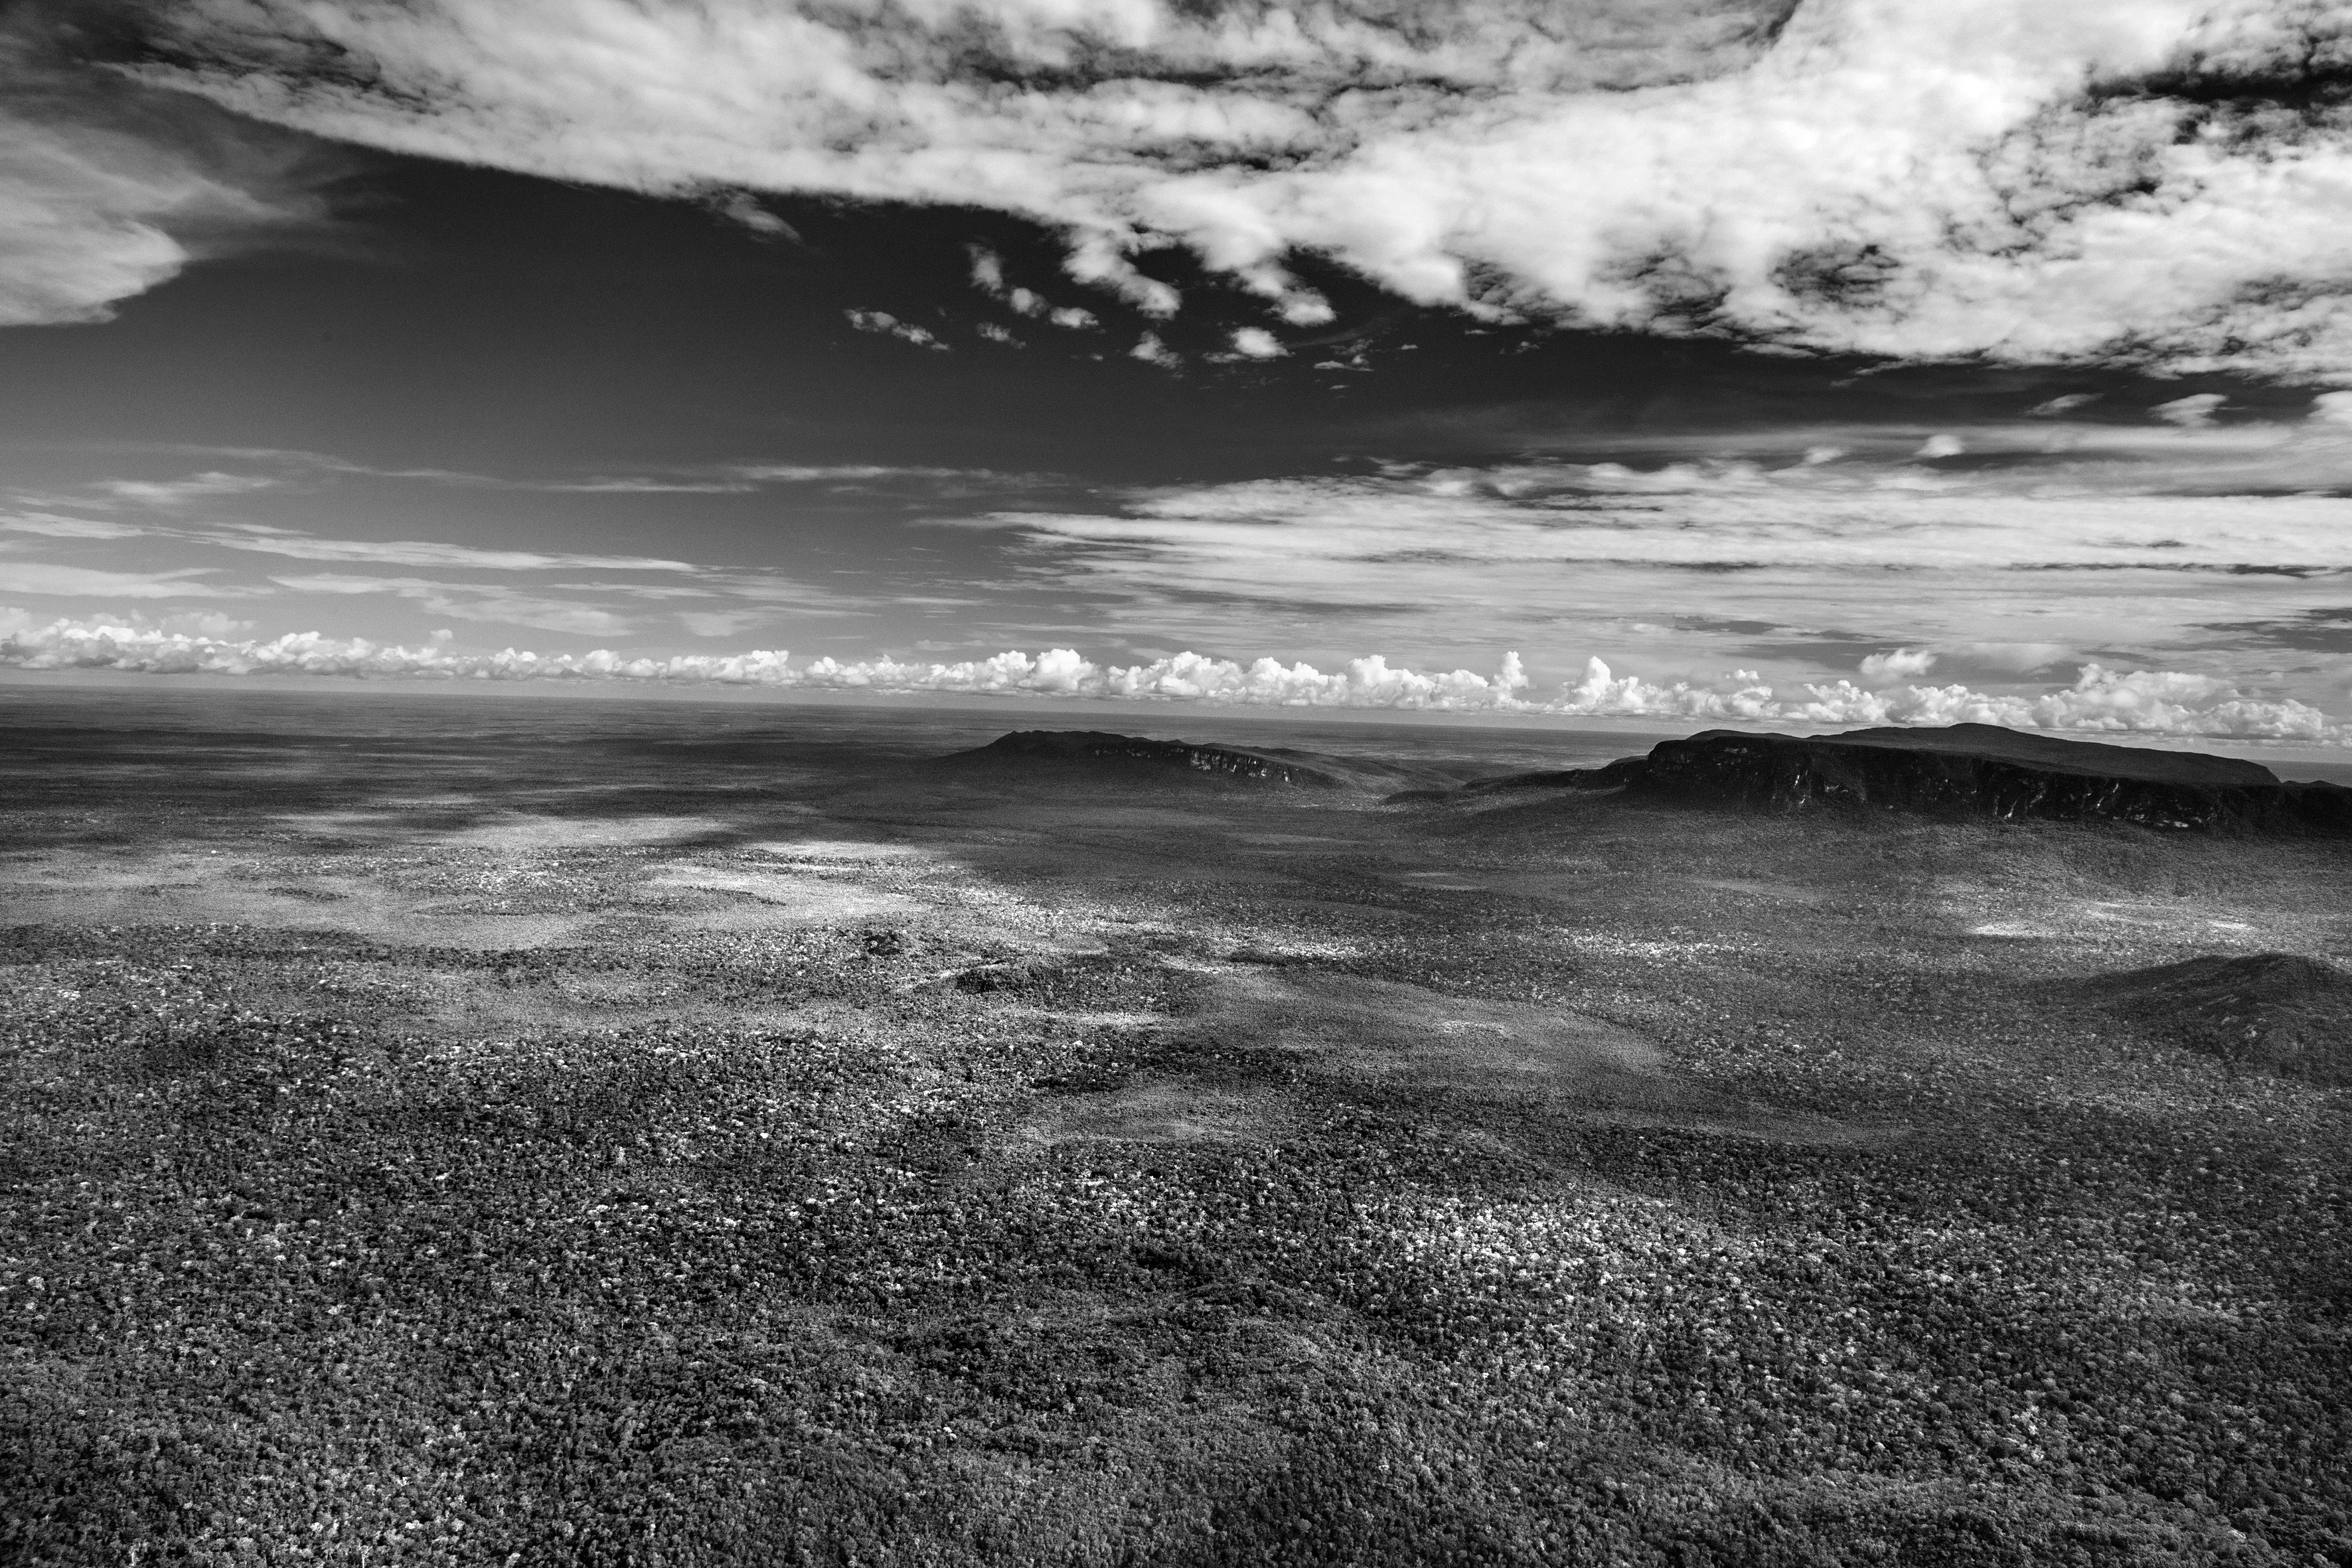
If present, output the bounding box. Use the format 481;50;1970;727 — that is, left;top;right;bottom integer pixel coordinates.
930;421;2352;705
267;573;637;634
0;562;233;598
0;15;343;328
55;450;1050;498
208;532;700;572
92;471;280;505
0;512;147;539
99;0;2352;379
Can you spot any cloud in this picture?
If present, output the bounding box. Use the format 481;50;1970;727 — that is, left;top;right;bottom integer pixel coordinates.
1;17;339;327
968;246;1103;327
728;464;1018;485
93;471;278;505
927;449;2352;707
2310;391;2352;429
2152;393;2227;429
106;0;2352;377
1946;640;2077;674
844;308;947;350
1859;648;1937;682
4;617;2340;742
678;608;769;638
0;605;254;639
0;512;147;539
1553;658;2343;743
1129;331;1180;369
265;574;634;633
203;532;700;572
528;477;757;495
0;562;231;597
975;467;2352;580
238;454;1036;492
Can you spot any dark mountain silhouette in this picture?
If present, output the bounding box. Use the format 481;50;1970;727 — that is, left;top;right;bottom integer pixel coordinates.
934;730;1352;788
1435;723;2352;834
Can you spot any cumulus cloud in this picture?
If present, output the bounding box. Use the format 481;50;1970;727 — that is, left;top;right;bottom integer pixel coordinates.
967;245;1105;327
844;309;949;349
1859;647;1937;682
1129;331;1180;368
4;617;2339;743
1554;657;2343;744
102;0;2352;377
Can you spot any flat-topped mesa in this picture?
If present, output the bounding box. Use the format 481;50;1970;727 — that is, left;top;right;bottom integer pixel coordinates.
1498;723;2352;833
949;730;1348;787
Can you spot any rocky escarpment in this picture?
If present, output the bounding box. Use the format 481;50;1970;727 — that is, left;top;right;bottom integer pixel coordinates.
1459;723;2352;834
941;730;1348;787
2078;952;2352;1085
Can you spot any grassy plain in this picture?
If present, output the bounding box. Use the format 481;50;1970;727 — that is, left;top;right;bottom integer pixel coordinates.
3;688;2348;1566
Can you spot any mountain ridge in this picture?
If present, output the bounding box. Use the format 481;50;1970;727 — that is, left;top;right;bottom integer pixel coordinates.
1428;723;2352;834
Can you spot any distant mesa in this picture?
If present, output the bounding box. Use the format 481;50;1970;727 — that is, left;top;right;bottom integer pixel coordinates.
939;731;1349;788
1443;723;2352;834
2080;953;2352;1085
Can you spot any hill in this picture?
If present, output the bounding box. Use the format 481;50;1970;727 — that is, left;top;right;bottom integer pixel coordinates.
2079;952;2352;1085
933;730;1456;794
1441;724;2352;834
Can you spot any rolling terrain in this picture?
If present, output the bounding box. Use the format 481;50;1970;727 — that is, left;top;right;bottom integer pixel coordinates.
3;689;2349;1567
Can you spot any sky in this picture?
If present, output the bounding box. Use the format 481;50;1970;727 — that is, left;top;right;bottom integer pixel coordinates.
3;0;2351;740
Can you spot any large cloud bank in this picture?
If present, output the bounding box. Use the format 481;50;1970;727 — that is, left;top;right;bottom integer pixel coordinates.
5;617;2339;743
92;0;2352;376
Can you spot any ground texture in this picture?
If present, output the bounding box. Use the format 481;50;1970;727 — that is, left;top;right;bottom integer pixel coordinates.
3;691;2348;1567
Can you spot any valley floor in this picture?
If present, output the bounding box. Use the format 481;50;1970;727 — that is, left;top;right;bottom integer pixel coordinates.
3;690;2348;1567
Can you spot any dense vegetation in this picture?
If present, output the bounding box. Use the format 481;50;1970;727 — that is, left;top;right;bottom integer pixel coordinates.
3;694;2347;1565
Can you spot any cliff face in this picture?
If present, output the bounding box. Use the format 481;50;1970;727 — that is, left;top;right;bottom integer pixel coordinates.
955;731;1346;787
1527;724;2352;834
